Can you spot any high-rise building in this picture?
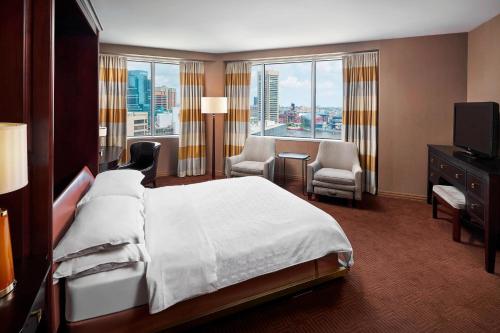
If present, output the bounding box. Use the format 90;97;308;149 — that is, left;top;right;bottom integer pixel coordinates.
154;86;177;112
257;70;279;124
166;87;176;109
126;112;149;136
127;70;151;113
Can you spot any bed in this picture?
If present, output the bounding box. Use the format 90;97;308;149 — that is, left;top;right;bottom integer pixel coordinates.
51;166;353;333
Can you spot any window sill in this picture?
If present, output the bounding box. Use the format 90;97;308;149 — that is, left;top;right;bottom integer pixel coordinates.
251;135;343;143
127;135;179;140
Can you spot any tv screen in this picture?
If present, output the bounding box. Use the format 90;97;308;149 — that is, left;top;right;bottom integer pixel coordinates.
453;102;499;158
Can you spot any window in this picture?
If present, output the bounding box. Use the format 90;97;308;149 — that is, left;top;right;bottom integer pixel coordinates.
315;60;343;139
249;58;343;140
126;60;180;137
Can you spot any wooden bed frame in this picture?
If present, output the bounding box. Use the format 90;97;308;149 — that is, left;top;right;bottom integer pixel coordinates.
51;167;348;333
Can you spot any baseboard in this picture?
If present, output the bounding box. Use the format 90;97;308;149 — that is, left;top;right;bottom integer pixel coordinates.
378;190;426;201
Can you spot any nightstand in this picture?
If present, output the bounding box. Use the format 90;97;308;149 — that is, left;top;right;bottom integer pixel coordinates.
0;256;50;333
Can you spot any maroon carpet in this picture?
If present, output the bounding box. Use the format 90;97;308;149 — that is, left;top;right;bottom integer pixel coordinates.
158;176;500;333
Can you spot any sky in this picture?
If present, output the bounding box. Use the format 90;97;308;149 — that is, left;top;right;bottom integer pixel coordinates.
250;60;343;108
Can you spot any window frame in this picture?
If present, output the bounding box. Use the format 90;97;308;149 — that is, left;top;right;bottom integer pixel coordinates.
126;56;181;138
250;55;344;141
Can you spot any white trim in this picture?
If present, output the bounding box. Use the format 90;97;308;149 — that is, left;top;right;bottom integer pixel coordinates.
251;134;343;143
127;135;179;140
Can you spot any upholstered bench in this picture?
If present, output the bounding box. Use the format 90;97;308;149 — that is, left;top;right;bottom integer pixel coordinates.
432;185;465;242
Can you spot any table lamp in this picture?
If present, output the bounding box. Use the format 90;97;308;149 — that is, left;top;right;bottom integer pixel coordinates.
201;97;228;179
0;123;28;298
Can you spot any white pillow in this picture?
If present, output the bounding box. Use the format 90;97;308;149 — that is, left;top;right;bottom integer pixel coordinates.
53;244;150;281
54;195;145;262
78;169;145;207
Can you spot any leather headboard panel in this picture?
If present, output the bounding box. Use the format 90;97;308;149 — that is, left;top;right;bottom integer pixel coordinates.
53;166;94;246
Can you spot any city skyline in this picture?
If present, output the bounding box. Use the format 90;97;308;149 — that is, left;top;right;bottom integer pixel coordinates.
250;60;343;108
127;61;180;136
249;60;343;139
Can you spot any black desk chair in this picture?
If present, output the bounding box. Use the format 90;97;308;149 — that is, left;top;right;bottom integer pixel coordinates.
119;141;161;187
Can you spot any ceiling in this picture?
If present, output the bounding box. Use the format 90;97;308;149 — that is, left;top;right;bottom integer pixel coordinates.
91;0;500;54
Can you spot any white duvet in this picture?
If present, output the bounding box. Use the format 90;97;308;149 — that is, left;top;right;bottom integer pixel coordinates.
144;176;353;314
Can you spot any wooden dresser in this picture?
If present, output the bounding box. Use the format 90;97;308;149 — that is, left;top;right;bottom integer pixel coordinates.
427;145;500;273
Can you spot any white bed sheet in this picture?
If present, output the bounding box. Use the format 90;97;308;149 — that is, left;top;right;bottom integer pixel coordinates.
144;176;353;314
65;262;147;322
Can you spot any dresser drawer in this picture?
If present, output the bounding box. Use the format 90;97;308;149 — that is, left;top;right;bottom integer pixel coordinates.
429;169;439;184
429;153;440;170
467;173;485;199
467;196;485;223
439;161;465;186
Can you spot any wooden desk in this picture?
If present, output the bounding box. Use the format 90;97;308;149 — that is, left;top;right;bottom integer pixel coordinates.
0;257;50;333
427;145;500;273
98;146;123;172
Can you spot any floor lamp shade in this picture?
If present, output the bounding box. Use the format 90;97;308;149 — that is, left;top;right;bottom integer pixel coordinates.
0;123;28;298
201;97;228;114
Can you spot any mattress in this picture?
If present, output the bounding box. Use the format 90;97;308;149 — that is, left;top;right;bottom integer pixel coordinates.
65;262;147;322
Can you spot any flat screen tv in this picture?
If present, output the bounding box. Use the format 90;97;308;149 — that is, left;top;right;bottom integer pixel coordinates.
453;102;499;158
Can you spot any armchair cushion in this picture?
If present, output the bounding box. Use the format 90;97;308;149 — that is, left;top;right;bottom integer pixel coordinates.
312;180;355;192
313;168;355;186
232;161;265;175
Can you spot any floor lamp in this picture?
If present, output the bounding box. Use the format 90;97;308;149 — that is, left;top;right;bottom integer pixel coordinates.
201;97;228;179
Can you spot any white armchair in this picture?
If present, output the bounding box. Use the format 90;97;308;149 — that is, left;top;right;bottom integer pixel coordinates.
307;141;363;202
225;136;276;181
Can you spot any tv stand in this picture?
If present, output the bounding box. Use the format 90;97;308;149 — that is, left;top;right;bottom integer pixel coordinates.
428;145;500;273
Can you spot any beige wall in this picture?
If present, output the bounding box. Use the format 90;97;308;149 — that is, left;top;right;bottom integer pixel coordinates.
221;34;468;197
467;14;500;103
101;33;469;197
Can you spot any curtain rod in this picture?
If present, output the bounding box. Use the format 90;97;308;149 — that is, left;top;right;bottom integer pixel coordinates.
226;49;379;63
99;52;216;63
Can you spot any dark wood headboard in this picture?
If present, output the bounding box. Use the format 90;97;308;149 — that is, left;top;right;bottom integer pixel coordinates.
52;166;94;246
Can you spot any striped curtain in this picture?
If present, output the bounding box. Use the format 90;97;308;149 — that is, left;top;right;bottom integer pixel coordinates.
98;55;127;151
177;62;206;177
224;62;252;156
342;52;378;194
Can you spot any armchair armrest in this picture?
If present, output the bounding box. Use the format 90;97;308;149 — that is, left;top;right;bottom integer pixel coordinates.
307;160;321;193
352;162;363;200
262;156;276;182
118;162;137;170
225;154;244;178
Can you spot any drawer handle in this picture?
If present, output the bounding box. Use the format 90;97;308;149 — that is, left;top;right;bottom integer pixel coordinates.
455;173;462;179
471;203;480;210
430;158;434;163
30;308;43;323
471;182;479;189
440;164;447;169
430;172;434;177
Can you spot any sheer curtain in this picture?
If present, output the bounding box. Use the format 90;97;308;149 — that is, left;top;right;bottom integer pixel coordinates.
224;61;252;157
98;55;127;153
343;52;379;194
177;61;206;177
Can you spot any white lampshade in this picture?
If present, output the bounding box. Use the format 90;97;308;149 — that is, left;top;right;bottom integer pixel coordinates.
99;126;108;137
0;123;28;195
201;97;228;114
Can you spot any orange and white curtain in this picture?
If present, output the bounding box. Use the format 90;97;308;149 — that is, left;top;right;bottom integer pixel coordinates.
343;52;378;194
224;62;252;157
98;55;127;151
177;61;206;177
